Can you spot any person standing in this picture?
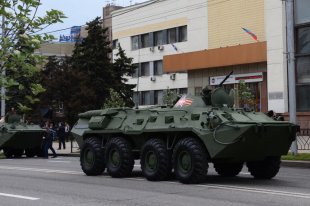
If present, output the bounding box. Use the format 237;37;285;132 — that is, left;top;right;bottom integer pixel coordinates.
57;122;66;150
42;122;57;158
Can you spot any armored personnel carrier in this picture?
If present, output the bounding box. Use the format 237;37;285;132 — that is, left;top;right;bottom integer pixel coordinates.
0;115;45;158
72;73;299;184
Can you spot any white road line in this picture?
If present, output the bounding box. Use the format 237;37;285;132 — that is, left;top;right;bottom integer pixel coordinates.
0;192;39;200
47;160;71;163
0;166;83;175
197;184;310;199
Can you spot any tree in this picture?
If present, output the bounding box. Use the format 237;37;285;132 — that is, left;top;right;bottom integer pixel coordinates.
103;88;125;109
163;87;177;106
112;46;136;107
0;0;65;113
237;80;255;110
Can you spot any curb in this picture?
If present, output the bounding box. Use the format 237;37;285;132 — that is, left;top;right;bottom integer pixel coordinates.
281;160;310;168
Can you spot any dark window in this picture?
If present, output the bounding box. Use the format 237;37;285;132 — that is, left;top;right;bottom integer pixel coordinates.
296;26;310;55
295;0;310;24
296;85;310;111
179;88;188;95
154;31;164;46
154;60;163;75
297;56;310;84
132;63;139;78
141;91;151;105
179;26;187;42
112;39;118;49
167;28;177;43
141;33;149;48
141;62;150;76
154;90;163;105
194;87;202;96
131;35;139;50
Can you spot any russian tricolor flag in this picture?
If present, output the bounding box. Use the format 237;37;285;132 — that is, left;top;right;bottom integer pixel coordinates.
242;27;258;41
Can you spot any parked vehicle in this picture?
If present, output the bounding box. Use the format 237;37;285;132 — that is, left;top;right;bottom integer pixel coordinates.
0;118;45;158
71;72;299;184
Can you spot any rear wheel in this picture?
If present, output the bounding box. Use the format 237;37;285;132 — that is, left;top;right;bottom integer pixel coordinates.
80;137;105;176
214;162;243;177
246;156;281;179
3;148;14;158
141;138;171;181
25;148;36;158
105;137;134;178
173;137;208;184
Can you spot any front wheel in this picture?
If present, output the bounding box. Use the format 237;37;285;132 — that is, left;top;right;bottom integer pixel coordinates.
105;137;134;178
246;156;281;179
25;148;37;158
173;137;208;184
80;137;105;176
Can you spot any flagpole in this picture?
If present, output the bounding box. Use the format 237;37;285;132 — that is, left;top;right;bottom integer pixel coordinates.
1;13;5;118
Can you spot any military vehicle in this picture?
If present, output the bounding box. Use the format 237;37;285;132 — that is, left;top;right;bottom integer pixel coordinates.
71;72;299;184
0;115;45;158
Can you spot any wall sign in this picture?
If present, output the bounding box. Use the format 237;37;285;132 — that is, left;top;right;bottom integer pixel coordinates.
210;72;263;85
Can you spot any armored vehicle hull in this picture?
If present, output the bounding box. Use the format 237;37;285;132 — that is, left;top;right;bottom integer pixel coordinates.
0;123;45;158
72;89;298;184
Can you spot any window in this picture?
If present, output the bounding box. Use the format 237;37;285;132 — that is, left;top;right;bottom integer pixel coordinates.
295;0;310;24
112;39;118;49
179;26;187;42
296;26;310;55
179;88;188;95
154;60;163;75
154;31;164;46
141;91;151;105
141;62;150;76
297;56;310;84
131;35;139;50
141;33;149;48
296;85;310;111
132;63;139;78
194;87;202;96
167;28;177;43
154;90;163;105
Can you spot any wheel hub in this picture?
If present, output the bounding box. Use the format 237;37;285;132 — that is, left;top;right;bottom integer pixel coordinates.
110;149;120;167
145;151;157;170
179;151;191;173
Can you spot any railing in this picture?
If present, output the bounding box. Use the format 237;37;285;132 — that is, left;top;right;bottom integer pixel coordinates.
297;129;310;151
70;140;79;153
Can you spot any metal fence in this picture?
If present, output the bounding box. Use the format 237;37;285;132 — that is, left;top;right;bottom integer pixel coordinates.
297;129;310;151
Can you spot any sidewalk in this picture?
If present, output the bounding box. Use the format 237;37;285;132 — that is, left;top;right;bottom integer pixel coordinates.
49;140;80;157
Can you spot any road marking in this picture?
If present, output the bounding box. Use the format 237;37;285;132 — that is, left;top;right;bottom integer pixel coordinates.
0;166;83;175
0;192;39;200
239;172;250;175
197;184;310;199
47;160;71;163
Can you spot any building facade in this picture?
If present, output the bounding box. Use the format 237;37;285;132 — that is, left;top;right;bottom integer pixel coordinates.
112;0;209;106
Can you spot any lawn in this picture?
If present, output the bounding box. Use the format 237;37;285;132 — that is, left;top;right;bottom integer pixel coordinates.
282;152;310;161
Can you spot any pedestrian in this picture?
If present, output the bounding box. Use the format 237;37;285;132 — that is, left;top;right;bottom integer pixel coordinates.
65;122;70;142
57;122;66;150
42;122;57;158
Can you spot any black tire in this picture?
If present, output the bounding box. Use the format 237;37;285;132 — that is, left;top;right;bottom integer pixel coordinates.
172;137;208;184
80;137;105;176
105;137;134;178
13;149;24;158
3;148;14;158
36;147;44;157
25;148;36;158
141;138;172;181
214;162;243;177
246;156;281;179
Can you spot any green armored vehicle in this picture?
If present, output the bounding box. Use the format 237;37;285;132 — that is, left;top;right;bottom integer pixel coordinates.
0;114;45;158
71;73;299;184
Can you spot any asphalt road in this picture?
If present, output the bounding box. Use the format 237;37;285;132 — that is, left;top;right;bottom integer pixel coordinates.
0;157;309;206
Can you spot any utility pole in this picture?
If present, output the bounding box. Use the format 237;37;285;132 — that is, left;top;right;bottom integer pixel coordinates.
286;0;298;154
1;14;5;118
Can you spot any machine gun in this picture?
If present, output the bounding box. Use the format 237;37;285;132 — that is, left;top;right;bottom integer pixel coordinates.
218;71;233;87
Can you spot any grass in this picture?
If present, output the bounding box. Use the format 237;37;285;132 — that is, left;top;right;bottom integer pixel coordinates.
282;152;310;161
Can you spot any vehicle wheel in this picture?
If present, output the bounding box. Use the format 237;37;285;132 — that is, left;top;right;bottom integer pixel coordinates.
105;137;134;178
173;137;208;184
25;148;36;158
3;148;14;158
35;147;44;157
213;162;243;177
246;156;281;179
141;138;171;181
13;149;24;158
80;137;105;176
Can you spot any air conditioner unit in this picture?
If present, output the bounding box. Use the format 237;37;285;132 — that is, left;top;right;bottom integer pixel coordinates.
149;47;154;52
158;45;164;51
170;73;176;80
150;76;156;81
